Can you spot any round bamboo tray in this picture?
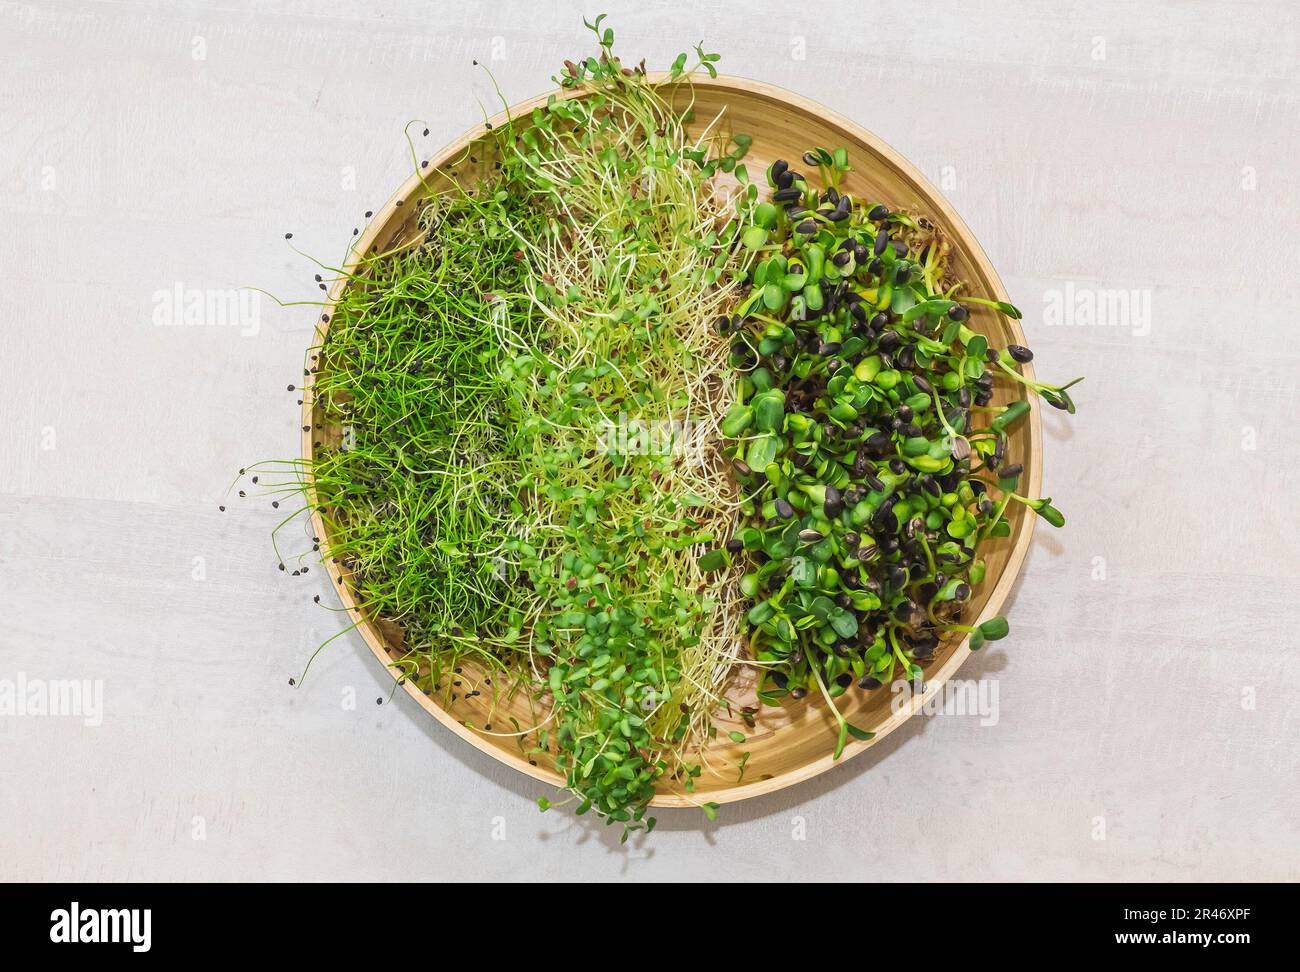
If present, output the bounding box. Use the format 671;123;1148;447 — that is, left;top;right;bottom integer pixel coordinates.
302;75;1041;808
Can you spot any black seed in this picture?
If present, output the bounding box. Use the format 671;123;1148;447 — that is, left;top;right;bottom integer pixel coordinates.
823;485;843;517
1008;344;1034;363
799;529;823;542
873;231;889;256
868;205;890;221
775;498;794;519
999;463;1023;479
790;687;807;700
948;304;968;321
725;538;744;553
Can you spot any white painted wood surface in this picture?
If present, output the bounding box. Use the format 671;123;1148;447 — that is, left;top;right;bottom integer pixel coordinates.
1;0;1296;881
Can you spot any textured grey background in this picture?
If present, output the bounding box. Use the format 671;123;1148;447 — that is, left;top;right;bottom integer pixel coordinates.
2;0;1297;881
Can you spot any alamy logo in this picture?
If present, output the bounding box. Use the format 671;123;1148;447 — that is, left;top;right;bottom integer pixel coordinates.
49;902;151;952
0;673;103;727
151;284;261;336
1042;281;1151;336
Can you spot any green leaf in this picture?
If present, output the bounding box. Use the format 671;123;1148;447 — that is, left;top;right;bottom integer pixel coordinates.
701;801;719;821
720;402;753;437
833;721;849;760
790;555;816;587
1038;503;1066;528
901;298;953;322
809;595;836;621
752;389;785;433
741;225;769;249
829;607;858;639
697;549;726;572
744;433;779;472
727;731;746;744
978;616;1010;640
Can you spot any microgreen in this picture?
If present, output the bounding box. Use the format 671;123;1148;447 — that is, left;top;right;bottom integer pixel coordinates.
241;20;1080;838
244;16;760;839
722;149;1081;752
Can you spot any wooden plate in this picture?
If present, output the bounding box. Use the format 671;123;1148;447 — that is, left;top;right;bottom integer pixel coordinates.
302;75;1041;808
